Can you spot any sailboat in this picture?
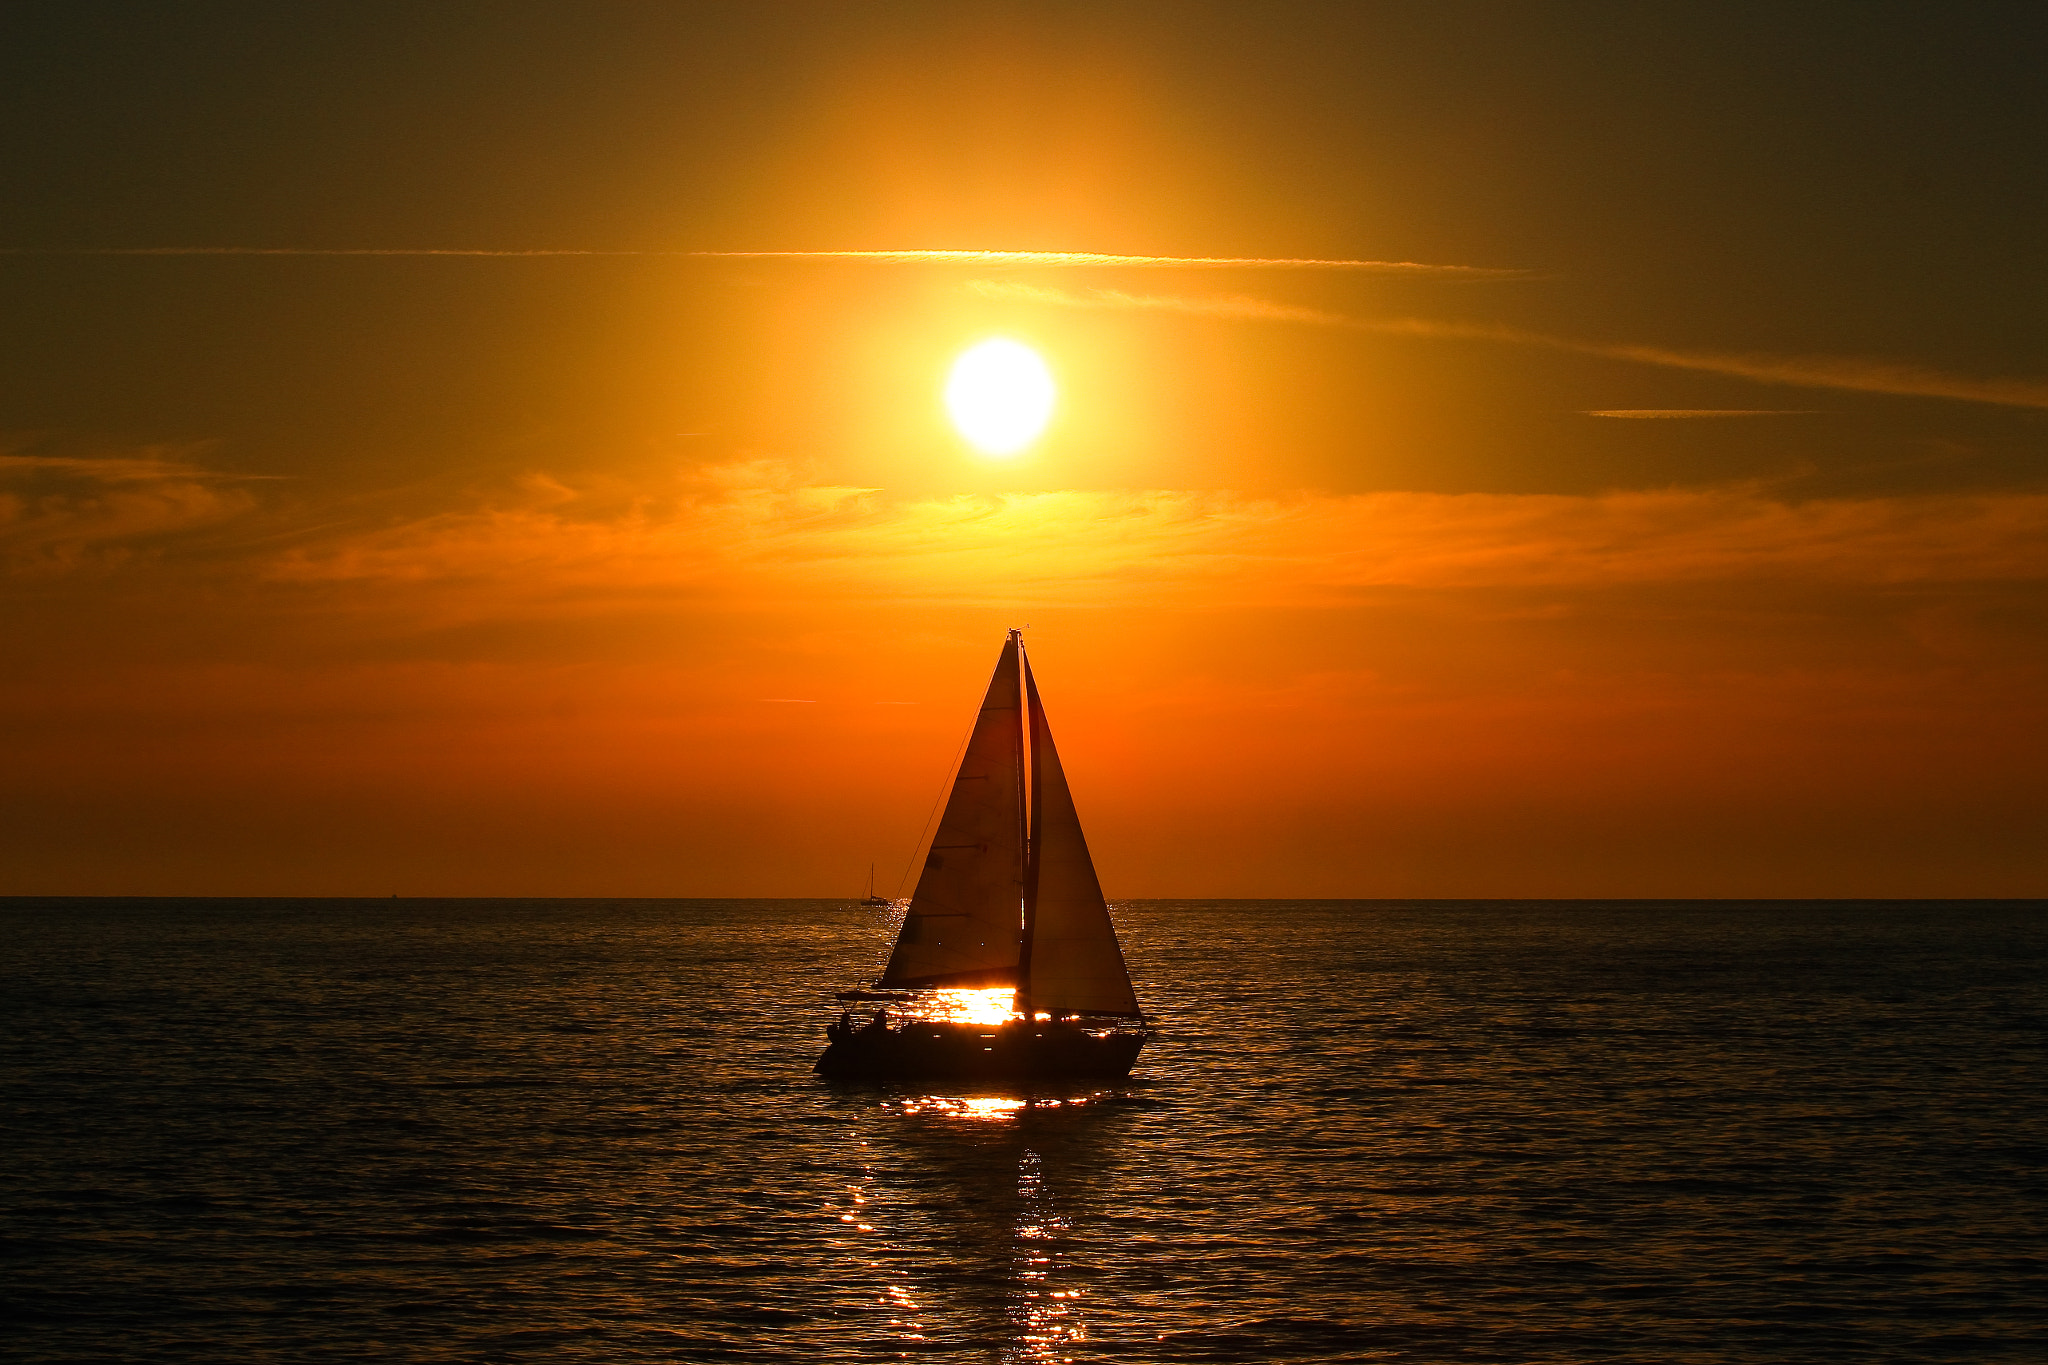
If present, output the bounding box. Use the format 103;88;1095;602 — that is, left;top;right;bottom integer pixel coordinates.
816;629;1148;1081
861;864;892;907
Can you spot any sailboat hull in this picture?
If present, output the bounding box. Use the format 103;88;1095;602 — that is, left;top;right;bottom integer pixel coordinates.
814;1020;1145;1082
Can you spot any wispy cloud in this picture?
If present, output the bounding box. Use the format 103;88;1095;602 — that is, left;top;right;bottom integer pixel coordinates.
260;465;2048;628
974;280;2048;411
1583;410;1819;419
696;250;1524;276
0;451;258;574
1;246;1525;276
1579;340;2048;411
969;279;1353;323
0;452;263;481
0;247;647;258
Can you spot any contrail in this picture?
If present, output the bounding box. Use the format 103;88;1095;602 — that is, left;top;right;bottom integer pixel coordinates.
693;250;1523;275
976;281;2048;412
0;247;645;257
0;246;1525;275
970;279;1353;325
1583;409;1819;418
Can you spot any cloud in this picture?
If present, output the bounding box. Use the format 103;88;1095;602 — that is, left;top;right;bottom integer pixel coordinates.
1578;339;2048;411
262;465;2048;627
974;280;2048;411
0;450;262;575
4;247;1525;276
697;250;1524;276
0;452;248;481
18;446;2040;608
968;278;1354;324
0;247;625;257
1582;410;1819;419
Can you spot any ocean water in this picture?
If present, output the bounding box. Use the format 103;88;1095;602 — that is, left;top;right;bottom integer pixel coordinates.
2;898;2043;1363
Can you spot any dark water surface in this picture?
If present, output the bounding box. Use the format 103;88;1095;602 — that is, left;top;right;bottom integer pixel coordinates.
3;898;2043;1362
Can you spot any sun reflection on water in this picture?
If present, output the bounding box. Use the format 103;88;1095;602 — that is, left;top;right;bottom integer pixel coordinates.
888;1092;1110;1121
1015;1148;1083;1361
895;1095;1028;1120
838;1088;1130;1355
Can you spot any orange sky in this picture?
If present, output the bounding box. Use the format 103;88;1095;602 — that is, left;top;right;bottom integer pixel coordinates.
3;4;2045;896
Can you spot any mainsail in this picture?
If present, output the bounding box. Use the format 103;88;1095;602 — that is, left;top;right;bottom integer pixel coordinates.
1021;662;1141;1017
878;638;1026;989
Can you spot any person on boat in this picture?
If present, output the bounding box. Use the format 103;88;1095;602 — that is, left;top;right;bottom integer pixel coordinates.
830;1010;853;1042
864;1007;889;1034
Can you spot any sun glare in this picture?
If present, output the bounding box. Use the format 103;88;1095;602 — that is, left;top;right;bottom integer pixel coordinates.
923;987;1020;1026
945;339;1055;456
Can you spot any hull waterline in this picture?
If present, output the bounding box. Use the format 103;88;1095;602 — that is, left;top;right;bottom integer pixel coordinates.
815;1019;1145;1082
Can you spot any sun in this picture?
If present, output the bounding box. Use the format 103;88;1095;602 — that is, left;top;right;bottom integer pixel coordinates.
945;338;1055;456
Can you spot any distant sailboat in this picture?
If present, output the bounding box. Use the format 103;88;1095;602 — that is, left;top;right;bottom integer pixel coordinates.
861;865;892;908
817;630;1147;1081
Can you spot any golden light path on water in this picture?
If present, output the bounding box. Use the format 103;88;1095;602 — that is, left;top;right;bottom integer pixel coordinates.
834;1091;1120;1359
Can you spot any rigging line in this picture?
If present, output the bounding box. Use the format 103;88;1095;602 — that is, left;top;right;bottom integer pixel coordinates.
892;706;980;901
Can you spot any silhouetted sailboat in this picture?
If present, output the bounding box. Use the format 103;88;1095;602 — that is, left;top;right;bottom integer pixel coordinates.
817;630;1147;1081
861;864;892;907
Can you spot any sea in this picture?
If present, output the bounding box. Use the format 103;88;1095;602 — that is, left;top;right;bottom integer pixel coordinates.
2;898;2043;1363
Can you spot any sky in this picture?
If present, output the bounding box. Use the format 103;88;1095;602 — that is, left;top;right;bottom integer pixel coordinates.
4;1;2045;897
